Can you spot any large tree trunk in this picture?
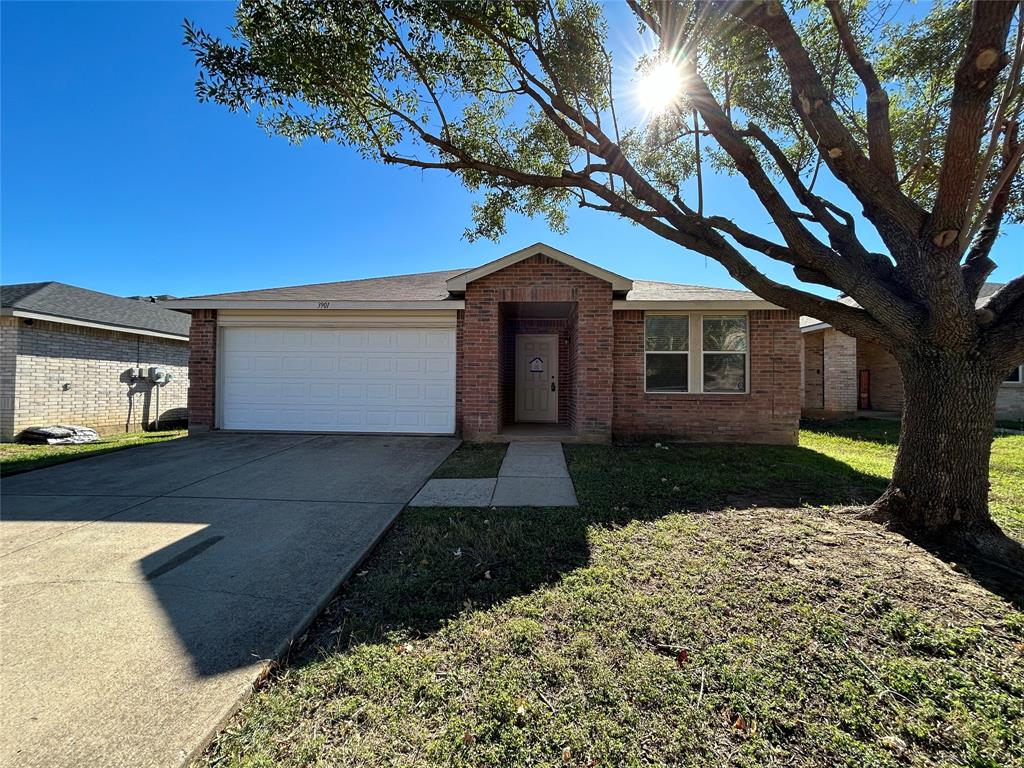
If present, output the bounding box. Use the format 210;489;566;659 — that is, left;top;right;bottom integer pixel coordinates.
870;352;1015;557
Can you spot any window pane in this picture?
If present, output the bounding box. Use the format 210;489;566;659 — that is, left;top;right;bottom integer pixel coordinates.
645;316;689;351
703;353;746;392
1007;365;1022;383
703;316;747;351
646;353;688;392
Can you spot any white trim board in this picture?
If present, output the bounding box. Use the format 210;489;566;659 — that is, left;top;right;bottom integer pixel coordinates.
0;308;189;341
168;299;464;311
799;321;830;333
613;299;779;310
216;309;459;329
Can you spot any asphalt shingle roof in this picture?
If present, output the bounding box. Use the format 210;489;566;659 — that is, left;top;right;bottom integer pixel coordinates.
1;282;191;337
178;271;766;304
623;280;760;302
181;269;470;302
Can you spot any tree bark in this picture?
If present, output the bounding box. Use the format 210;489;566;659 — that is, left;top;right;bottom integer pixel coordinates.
871;352;1008;548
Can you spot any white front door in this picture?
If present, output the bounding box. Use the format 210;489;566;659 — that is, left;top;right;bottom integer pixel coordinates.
218;324;456;433
515;334;558;423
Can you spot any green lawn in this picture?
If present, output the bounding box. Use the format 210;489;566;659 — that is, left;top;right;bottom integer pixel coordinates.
432;442;508;478
198;422;1023;768
0;430;186;476
801;418;1024;539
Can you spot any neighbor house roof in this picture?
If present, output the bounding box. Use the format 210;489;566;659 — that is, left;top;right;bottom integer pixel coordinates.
799;282;1006;332
169;244;779;311
1;282;191;340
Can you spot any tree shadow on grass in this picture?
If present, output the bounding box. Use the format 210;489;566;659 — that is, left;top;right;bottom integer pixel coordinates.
287;439;1023;674
288;440;962;667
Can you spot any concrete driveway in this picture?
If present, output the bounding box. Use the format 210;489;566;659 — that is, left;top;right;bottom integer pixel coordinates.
0;433;457;768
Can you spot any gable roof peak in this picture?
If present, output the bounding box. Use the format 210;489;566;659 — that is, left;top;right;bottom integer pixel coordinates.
445;242;633;293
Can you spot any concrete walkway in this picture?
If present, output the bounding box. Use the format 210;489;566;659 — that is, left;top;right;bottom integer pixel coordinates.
0;433;457;768
410;441;578;507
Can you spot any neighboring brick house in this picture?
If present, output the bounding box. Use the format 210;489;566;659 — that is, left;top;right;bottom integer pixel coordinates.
800;283;1024;420
0;282;191;440
170;243;801;444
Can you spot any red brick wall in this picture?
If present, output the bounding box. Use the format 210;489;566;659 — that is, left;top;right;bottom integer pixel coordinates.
459;254;613;440
455;309;465;434
612;309;801;444
187;309;217;432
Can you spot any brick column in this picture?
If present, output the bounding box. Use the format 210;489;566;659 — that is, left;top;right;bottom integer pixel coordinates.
822;328;857;414
574;281;614;440
187;309;217;433
460;286;501;437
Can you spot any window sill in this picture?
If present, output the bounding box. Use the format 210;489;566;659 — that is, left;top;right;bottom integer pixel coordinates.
644;390;751;397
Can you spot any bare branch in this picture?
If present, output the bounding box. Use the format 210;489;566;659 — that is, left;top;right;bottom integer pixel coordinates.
825;0;897;180
964;122;1024;250
713;0;927;243
962;3;1024;253
693;109;704;216
963;120;1021;301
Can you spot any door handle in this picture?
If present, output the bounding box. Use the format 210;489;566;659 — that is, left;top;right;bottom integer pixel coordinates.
551;381;556;392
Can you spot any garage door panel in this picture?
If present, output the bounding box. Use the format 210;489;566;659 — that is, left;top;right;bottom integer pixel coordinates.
220;324;456;434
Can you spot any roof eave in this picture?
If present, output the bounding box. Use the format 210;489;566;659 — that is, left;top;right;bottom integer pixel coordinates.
1;308;189;341
800;321;831;333
613;299;781;310
165;299;465;311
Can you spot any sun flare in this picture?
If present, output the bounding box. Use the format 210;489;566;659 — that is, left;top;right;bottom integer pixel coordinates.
637;60;682;115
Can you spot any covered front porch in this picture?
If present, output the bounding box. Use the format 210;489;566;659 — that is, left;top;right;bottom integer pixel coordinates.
497;301;578;437
455;249;616;442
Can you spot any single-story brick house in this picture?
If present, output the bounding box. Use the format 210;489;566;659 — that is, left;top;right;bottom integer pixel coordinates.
800;283;1024;420
169;243;802;444
0;282;191;440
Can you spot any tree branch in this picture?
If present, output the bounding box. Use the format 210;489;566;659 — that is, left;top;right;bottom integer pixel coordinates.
980;281;1024;368
961;3;1024;255
963;119;1022;300
929;0;1018;247
712;0;927;245
825;0;897;180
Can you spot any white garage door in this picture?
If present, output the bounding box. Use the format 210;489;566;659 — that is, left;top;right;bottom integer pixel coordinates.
219;324;456;434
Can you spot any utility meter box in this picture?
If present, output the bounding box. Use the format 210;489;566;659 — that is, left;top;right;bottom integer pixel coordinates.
148;367;173;384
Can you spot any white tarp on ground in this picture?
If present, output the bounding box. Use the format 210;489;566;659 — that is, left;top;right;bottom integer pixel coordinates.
19;425;100;445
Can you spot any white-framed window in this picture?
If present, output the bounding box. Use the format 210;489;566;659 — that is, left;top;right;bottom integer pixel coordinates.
701;315;748;393
645;315;689;392
1006;364;1023;385
643;312;750;394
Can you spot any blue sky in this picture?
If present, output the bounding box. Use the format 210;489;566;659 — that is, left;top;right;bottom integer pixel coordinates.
1;1;1020;299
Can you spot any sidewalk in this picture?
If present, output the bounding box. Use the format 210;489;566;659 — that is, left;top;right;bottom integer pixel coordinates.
409;442;578;507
